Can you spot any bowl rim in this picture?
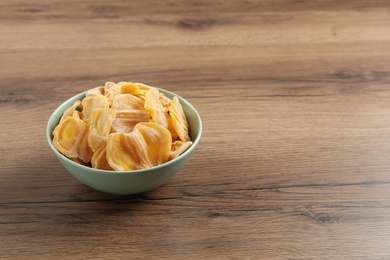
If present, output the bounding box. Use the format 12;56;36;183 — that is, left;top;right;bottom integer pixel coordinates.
46;87;202;176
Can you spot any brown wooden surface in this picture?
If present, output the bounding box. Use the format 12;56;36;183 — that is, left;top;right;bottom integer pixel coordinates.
2;0;390;259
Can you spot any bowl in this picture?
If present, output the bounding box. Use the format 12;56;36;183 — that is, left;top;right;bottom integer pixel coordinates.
46;87;202;195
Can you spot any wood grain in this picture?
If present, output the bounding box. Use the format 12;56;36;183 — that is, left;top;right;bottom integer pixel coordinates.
1;0;390;259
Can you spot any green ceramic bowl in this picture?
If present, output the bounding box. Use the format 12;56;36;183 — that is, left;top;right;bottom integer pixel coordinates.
46;88;202;195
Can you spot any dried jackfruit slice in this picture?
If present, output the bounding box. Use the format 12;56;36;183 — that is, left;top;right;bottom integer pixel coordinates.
135;83;152;92
145;88;167;127
170;140;193;160
82;95;109;125
111;110;150;133
112;94;146;111
88;108;116;152
106;132;139;171
60;100;82;123
120;82;146;96
134;122;172;167
159;92;172;108
53;117;93;163
71;157;91;167
91;144;113;170
104;82;121;106
106;122;172;171
145;88;179;141
86;86;105;97
110;94;150;133
169;96;190;142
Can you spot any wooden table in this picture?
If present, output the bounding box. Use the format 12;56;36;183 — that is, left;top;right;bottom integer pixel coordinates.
1;0;390;259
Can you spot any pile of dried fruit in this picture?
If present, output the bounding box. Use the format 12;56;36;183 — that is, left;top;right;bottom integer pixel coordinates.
52;82;192;171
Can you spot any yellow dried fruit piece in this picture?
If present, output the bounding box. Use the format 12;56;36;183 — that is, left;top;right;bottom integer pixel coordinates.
88;108;116;152
145;88;179;141
112;94;146;111
104;82;121;106
135;83;152;91
81;95;109;125
120;82;145;96
110;94;150;133
169;96;190;142
111;111;150;133
170;141;193;160
106;132;139;171
71;157;91;167
145;88;167;127
60;100;82;123
134;122;172;167
53;117;93;163
86;86;105;97
159;92;171;108
91;144;113;170
106;122;172;171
